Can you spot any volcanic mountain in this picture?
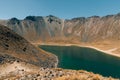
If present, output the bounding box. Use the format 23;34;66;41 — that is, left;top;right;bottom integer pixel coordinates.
0;13;120;56
0;15;119;80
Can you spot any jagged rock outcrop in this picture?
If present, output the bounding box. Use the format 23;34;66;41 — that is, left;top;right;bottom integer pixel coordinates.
0;24;58;68
0;15;64;42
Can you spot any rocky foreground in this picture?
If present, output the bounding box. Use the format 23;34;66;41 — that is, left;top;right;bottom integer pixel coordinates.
0;67;118;80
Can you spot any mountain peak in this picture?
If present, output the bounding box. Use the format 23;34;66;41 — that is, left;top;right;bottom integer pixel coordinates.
9;17;20;24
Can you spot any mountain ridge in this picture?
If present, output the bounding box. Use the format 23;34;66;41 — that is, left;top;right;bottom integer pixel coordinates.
0;13;120;43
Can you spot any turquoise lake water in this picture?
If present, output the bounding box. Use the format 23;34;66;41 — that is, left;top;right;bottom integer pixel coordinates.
39;45;120;78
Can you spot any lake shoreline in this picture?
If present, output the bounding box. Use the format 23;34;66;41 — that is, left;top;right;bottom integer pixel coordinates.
38;43;120;58
39;43;120;78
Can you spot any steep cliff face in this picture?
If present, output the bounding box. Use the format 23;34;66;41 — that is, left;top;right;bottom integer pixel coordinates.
0;15;64;42
65;14;120;42
0;13;120;43
0;24;58;68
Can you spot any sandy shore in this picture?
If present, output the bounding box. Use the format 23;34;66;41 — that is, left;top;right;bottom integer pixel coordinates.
35;43;120;58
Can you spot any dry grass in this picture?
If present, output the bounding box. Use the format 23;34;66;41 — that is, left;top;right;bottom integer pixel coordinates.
54;74;117;80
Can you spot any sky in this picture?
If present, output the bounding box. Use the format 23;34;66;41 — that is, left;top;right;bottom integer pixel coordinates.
0;0;120;19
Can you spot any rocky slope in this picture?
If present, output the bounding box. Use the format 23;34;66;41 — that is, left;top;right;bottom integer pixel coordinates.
0;14;120;43
0;24;58;69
